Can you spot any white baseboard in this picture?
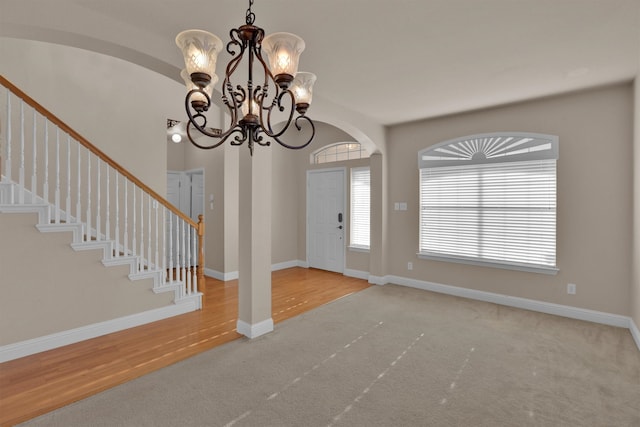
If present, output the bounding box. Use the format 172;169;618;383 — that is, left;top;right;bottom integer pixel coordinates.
630;318;640;352
0;300;200;363
271;260;302;271
386;275;632;329
344;268;369;280
204;260;308;282
237;318;274;339
368;275;387;286
204;267;237;281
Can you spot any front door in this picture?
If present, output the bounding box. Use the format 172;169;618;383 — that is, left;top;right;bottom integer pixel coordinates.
307;169;345;273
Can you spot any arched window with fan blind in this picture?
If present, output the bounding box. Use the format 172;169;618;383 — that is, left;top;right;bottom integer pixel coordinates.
418;132;559;274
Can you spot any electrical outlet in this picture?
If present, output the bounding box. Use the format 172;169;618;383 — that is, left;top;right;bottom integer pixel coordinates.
567;283;576;295
407;262;413;270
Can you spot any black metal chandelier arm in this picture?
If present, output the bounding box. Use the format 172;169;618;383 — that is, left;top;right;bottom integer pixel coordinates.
229;125;250;146
184;89;217;135
271;115;316;150
185;120;226;150
226;28;246;57
185;89;244;144
259;90;297;139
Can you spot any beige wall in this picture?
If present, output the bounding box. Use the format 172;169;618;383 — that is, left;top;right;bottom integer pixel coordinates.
271;146;299;265
0;213;174;344
387;83;633;316
167;139;186;171
0;38;186;196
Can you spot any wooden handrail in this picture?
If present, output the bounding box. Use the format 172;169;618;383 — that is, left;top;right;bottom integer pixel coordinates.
0;74;198;229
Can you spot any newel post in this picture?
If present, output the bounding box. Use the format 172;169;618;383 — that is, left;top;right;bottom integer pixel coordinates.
197;214;205;296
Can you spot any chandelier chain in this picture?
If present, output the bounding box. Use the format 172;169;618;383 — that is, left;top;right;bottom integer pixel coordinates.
246;0;256;25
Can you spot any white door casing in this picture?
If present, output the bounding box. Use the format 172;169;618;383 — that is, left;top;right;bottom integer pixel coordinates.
307;168;345;273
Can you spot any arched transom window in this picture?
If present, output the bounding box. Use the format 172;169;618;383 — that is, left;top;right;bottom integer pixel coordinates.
312;142;369;164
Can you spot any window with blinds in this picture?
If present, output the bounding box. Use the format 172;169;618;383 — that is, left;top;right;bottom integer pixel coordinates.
418;133;559;274
350;167;370;249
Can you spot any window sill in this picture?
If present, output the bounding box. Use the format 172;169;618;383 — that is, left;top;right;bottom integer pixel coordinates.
417;252;559;275
348;245;370;253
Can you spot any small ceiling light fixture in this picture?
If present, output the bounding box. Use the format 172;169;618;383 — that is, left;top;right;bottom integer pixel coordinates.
176;0;316;155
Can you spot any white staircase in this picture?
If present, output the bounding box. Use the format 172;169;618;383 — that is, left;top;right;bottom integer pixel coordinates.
0;183;186;300
0;76;205;362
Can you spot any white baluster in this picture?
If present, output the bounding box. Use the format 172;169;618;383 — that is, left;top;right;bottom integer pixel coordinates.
66;135;71;220
192;226;197;294
54;128;60;223
76;143;81;223
43;120;49;206
115;173;120;257
147;195;152;270
175;215;180;283
31;109;37;203
162;206;167;284
123;179;128;256
19;100;25;204
139;188;144;272
181;218;186;291
86;151;91;241
105;166;110;241
132;183;137;259
186;221;191;295
154;200;159;273
96;159;101;241
4;90;11;190
168;209;173;282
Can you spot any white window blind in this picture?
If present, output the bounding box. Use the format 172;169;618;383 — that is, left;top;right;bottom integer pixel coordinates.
350;167;370;248
417;133;559;273
419;159;556;270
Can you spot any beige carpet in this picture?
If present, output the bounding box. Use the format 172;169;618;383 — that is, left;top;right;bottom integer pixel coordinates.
21;285;640;426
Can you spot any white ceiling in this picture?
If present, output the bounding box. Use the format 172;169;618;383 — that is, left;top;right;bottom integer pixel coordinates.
1;0;639;127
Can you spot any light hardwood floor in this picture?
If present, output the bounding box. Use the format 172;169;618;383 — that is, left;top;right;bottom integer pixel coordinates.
0;268;370;426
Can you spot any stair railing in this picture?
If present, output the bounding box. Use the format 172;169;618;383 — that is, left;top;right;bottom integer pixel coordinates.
0;75;205;300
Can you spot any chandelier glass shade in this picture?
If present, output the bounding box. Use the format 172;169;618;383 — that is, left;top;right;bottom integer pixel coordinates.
175;0;316;154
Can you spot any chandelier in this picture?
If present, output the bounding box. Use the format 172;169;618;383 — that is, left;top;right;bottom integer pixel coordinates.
175;0;317;155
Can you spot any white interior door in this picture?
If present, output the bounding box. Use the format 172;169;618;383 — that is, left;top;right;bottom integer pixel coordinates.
307;169;345;273
189;171;204;222
166;171;204;268
167;172;189;212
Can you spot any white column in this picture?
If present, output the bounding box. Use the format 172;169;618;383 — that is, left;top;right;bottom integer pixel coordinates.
236;145;273;339
632;71;640;335
224;142;239;276
369;152;388;284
